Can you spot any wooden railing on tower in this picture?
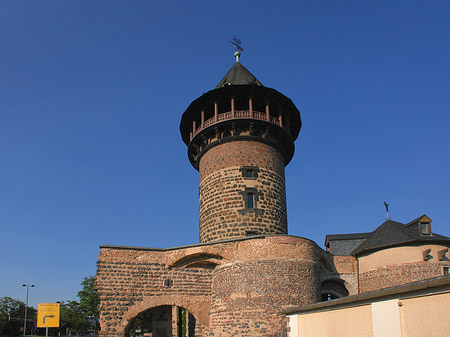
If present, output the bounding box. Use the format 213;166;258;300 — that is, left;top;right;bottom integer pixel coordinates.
192;110;282;139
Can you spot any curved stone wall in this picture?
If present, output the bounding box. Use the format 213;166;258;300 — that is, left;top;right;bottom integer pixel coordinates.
210;258;320;336
359;261;450;293
199;141;287;243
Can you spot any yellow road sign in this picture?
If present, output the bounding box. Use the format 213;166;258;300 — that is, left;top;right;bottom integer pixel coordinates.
37;303;60;328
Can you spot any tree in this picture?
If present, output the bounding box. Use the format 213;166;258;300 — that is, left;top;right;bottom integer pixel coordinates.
60;301;90;336
0;297;36;336
59;276;100;336
77;276;99;321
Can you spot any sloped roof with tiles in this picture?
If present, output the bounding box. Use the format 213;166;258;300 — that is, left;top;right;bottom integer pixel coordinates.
215;61;263;88
326;215;450;256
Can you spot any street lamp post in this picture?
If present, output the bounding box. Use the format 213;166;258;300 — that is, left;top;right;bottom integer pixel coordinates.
21;284;35;337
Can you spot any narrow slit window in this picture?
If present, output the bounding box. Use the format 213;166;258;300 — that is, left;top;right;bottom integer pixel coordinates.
247;193;255;209
238;187;262;214
163;279;173;287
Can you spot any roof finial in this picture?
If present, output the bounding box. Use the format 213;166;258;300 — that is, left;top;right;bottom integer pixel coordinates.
384;201;390;220
230;36;244;63
234;51;241;62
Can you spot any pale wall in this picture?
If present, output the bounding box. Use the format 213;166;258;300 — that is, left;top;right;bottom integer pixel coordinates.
359;244;449;273
400;291;450;337
295;305;373;337
287;287;450;337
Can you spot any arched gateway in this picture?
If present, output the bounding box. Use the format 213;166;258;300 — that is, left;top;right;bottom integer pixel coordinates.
120;295;210;337
121;295;210;328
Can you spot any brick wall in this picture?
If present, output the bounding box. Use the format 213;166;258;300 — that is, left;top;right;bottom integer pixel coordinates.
199;140;287;243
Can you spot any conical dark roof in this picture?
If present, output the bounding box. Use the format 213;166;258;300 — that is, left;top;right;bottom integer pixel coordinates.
215;61;262;88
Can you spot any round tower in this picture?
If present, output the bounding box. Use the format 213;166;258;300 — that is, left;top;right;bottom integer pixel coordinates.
180;53;301;243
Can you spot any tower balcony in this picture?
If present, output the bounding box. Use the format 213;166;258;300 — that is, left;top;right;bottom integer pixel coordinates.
180;84;301;170
191;109;282;140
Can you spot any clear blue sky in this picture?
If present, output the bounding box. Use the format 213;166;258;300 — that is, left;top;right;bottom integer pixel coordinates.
1;1;449;308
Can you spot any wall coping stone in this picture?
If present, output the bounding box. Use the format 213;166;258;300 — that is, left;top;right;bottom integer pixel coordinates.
100;234;320;252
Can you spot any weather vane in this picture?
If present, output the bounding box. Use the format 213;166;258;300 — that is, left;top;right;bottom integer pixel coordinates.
384;201;390;220
230;36;244;62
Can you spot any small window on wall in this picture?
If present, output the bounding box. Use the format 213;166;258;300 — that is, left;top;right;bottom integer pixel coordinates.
243;169;255;178
245;231;258;237
238;187;263;214
420;222;432;235
444;267;450;275
247;193;255;209
240;166;260;179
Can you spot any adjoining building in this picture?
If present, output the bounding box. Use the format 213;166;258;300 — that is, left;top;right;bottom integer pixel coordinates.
95;52;450;337
284;276;450;337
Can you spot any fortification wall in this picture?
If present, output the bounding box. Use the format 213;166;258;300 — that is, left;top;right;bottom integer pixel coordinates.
96;236;326;337
96;247;213;337
211;259;319;336
208;236;321;336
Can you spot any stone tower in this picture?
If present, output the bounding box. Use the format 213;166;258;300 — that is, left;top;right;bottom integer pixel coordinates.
96;50;450;337
180;52;301;243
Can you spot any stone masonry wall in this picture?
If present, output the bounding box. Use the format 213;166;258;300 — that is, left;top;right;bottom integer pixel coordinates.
96;247;213;337
96;236;328;337
199;141;287;243
359;261;450;293
210;259;320;337
208;236;322;337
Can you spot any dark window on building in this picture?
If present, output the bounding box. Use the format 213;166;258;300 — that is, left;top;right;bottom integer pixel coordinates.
420;222;431;235
321;293;339;301
243;169;254;178
444;267;450;275
320;280;349;301
240;166;259;179
247;193;255;209
163;279;173;287
238;187;263;214
245;231;258;237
